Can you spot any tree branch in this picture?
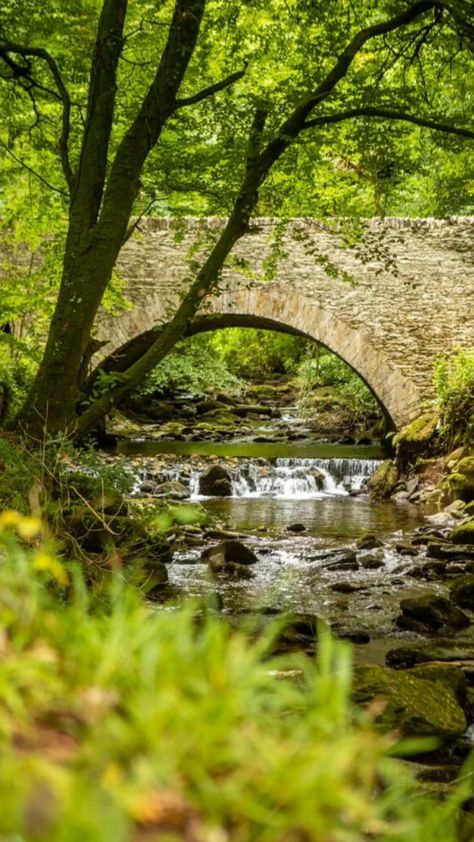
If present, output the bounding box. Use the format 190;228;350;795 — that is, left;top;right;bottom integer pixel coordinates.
175;66;246;108
0;42;74;190
0;139;68;195
303;106;474;139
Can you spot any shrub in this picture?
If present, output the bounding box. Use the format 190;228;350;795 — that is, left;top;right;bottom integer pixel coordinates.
434;349;474;446
138;334;243;398
0;516;471;840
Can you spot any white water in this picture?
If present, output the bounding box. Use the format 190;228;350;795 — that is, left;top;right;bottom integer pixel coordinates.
189;457;380;499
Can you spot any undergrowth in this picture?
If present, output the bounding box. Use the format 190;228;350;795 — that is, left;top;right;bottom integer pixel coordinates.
0;514;472;840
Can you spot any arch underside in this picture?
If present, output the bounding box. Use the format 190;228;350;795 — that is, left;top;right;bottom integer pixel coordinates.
99;286;423;429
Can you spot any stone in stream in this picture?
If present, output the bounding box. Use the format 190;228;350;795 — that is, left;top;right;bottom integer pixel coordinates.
358;550;384;569
201;539;258;575
323;550;359;571
395;542;419;556
356;531;383;550
449;520;474;545
352;663;467;740
450;575;474;610
330;581;364;594
286;523;306;533
198;465;233;496
154;480;189;500
426;541;474;561
396;594;470;633
272;613;319;652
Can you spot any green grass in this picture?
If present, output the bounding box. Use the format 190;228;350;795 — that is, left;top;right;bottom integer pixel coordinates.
0;514;471;841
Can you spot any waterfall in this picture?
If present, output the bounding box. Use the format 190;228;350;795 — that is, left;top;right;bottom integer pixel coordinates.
188;457;380;499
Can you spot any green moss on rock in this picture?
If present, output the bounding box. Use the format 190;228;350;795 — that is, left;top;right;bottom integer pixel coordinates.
352;664;467;738
367;460;398;498
394;413;438;462
449;520;474;545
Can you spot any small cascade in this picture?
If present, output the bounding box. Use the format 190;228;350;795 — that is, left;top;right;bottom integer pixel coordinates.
189;457;380;499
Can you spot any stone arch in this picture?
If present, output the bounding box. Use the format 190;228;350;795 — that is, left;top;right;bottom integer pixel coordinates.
99;286;422;429
199;286;422;429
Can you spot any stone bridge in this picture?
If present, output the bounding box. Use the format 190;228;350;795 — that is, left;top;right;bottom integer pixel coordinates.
97;217;474;429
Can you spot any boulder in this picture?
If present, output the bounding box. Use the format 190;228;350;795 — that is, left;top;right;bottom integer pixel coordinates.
396;594;470;632
449;520;474;545
352;664;467;738
323;550;359;571
198;465;233;496
154;480;189;500
394;412;439;464
287;523;306;533
202;539;258;574
367;460;398;498
450;575;474;610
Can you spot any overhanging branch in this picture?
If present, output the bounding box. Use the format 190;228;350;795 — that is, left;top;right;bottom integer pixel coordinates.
303;106;474;140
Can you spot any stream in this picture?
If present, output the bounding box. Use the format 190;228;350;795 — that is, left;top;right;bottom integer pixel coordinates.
117;438;462;666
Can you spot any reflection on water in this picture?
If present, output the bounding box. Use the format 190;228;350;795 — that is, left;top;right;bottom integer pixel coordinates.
118;439;386;460
203;496;425;539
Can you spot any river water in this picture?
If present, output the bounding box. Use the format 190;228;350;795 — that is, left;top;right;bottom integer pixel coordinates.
118;439;448;663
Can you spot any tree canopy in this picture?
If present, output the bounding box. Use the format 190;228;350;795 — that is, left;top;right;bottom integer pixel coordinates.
0;0;473;437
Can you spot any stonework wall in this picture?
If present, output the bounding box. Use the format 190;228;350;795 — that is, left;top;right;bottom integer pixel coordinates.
97;217;474;428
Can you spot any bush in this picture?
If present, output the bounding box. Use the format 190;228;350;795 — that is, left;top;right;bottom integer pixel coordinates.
211;328;309;378
297;352;380;425
138;334;243;398
0;516;472;840
434;349;474;446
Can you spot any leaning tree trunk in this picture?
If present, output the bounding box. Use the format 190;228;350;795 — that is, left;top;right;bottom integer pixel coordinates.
16;0;206;439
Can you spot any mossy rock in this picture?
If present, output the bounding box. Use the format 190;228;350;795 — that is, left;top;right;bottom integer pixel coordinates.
445;471;474;504
394;413;438;462
367;460;398;498
449;520;474;545
352;664;467;738
450;574;474;610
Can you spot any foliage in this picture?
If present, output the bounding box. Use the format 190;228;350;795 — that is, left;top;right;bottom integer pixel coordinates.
211;328;309;378
0;515;472;840
138;334;243;398
434;349;474;446
297;351;380;425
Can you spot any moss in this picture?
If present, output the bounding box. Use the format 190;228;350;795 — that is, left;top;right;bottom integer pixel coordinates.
449;520;474;545
367;460;398;498
352;664;466;739
446;471;474;503
394;412;438;462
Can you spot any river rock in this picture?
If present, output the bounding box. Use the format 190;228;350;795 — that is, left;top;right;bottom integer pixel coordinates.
352;664;467;739
396;594;470;633
427;541;474;561
450;575;474;610
154;480;189;500
356;532;383;550
198;465;233;496
449;520;474;545
273;613;319;651
287;523;306;533
358;550;385;569
395;542;418;556
367;460;398;497
323;550;359;571
394;412;439;464
202;539;258;574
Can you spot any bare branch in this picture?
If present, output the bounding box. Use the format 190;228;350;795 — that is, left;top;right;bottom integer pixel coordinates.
303;106;474;139
175;66;246;108
0;42;74;190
